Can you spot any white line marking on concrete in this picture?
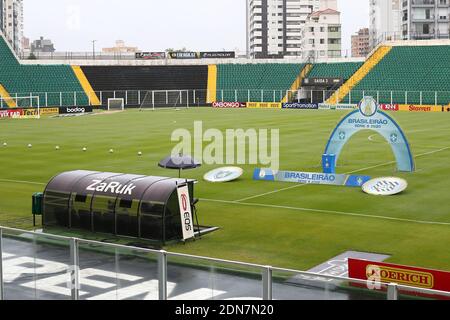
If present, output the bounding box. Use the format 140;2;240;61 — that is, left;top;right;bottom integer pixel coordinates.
201;198;450;226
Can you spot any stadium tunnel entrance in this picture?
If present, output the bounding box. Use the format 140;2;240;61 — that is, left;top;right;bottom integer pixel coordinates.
299;78;344;103
41;170;208;244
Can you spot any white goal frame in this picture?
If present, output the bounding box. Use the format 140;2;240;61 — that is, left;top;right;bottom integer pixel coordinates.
139;90;190;111
107;98;125;111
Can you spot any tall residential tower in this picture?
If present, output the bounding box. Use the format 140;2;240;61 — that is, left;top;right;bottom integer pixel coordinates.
247;0;340;59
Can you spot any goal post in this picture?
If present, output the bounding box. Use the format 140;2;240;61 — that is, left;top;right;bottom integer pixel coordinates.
139;90;190;111
107;98;125;111
0;96;40;109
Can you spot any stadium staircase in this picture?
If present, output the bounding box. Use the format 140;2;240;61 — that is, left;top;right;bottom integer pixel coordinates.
216;63;305;102
325;45;392;104
282;63;313;103
342;45;450;105
0;32;88;107
0;83;16;107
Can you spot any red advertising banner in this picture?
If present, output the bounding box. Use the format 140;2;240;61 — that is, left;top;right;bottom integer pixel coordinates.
0;108;24;119
212;102;246;108
348;258;450;295
380;104;399;111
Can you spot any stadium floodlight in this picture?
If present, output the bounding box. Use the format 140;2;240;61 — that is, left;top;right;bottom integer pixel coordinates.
107;98;125;111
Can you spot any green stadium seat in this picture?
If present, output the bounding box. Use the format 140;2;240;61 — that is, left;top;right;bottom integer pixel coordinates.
216;64;305;102
0;35;88;106
342;46;450;105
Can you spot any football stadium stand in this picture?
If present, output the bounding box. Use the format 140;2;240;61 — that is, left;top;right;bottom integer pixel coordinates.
0;34;89;107
340;45;450;105
1;28;449;108
215;64;306;102
81;65;209;105
308;62;363;80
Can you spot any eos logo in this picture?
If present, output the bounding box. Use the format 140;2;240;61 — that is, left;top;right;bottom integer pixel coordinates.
181;194;192;232
67;107;85;113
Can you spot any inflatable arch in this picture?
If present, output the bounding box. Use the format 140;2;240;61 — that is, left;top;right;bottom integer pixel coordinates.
324;97;415;172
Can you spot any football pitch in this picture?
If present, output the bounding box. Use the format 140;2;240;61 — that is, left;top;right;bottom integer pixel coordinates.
0;108;449;271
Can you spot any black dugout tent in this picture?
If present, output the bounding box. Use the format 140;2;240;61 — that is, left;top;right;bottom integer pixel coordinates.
42;170;196;243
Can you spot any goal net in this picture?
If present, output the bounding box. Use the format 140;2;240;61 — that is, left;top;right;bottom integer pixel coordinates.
108;98;125;111
139;90;190;111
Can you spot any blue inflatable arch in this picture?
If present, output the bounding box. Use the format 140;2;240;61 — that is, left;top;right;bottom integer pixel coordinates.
324;109;415;172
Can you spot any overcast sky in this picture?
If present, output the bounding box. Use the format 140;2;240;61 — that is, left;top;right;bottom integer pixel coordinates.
24;0;369;55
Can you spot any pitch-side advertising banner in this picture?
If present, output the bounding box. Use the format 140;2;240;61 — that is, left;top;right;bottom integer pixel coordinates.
247;102;282;109
398;104;447;112
177;185;195;241
348;258;450;296
59;106;93;114
212;102;246;108
282;103;319;109
253;168;371;187
40;107;60;115
0;109;23;118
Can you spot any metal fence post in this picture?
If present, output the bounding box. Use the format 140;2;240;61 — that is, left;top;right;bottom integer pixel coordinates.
435;91;438;106
387;283;399;300
0;228;3;300
70;238;80;300
262;266;272;300
158;250;168;300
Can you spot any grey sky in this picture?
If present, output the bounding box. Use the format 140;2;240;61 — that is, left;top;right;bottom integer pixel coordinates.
24;0;369;54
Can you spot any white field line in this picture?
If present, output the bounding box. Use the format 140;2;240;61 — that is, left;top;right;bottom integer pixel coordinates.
201;198;450;227
236;146;450;202
0;179;46;186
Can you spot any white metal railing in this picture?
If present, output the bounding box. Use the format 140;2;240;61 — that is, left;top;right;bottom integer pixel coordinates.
1;89;449;109
1;226;449;301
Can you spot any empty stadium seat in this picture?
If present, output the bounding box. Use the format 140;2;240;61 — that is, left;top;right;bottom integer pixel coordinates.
308;62;363;80
0;35;88;106
342;46;450;105
216;64;305;102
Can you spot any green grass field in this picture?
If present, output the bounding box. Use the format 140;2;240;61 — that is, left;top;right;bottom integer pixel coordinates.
0;108;449;271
